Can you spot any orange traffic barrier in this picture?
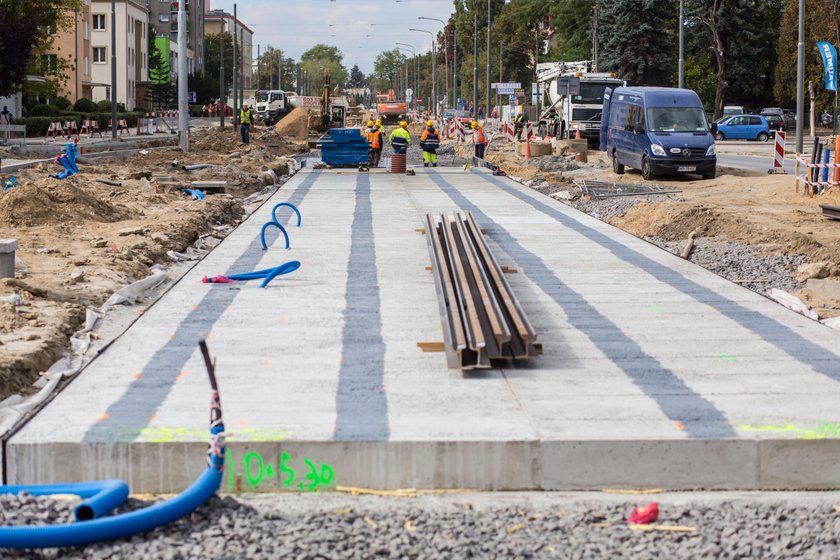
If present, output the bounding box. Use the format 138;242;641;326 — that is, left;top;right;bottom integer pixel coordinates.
575;128;581;140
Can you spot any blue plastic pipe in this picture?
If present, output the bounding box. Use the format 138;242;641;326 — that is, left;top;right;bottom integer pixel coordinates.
0;480;129;521
260;220;290;250
822;147;830;186
227;261;300;288
271;202;302;227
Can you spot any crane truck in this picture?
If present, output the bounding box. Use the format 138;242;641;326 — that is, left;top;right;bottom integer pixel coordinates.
535;60;625;146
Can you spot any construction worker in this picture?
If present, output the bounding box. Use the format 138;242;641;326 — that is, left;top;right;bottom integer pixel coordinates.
389;121;411;155
419;119;441;167
514;111;528;141
239;104;253;144
471;120;486;160
364;120;374;140
368;122;383;167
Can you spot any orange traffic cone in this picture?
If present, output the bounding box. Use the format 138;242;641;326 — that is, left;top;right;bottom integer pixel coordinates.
575;128;581;140
524;137;531;161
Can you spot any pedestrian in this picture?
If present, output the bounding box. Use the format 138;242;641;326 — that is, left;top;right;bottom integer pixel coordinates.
0;106;11;125
239;104;253;144
471;120;486;160
491;106;498;119
389;120;411;155
209;102;215;118
513;110;528;141
478;107;484;120
368;122;383;167
420;119;441;167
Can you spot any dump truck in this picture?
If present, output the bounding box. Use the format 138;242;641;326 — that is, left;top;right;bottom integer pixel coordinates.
536;60;625;146
375;90;407;125
255;90;291;125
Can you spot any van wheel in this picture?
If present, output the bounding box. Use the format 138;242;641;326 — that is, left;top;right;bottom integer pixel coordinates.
715;132;725;141
757;132;769;142
641;156;655;180
612;150;624;175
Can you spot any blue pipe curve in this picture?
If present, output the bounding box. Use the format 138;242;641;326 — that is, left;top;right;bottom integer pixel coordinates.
0;480;129;521
226;261;300;288
260;220;290;250
271;202;302;228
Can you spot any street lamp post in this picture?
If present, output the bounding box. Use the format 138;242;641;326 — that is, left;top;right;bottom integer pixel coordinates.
486;0;491;121
678;0;684;88
795;0;804;153
396;42;417;109
473;11;477;118
110;0;116;139
219;17;224;128
418;17;448;108
396;46;415;109
177;0;188;150
410;28;436;116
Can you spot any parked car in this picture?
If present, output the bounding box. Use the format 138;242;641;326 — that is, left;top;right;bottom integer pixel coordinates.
714;114;771;141
760;107;796;130
723;105;745;117
764;113;786;136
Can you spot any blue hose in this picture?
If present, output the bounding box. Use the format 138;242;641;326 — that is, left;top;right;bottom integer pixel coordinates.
0;480;129;521
0;341;225;549
271;202;302;227
226;261;300;288
259;220;290;250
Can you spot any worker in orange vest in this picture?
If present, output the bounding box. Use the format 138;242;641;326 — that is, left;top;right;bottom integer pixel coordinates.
368;123;383;167
419;119;441;167
471;120;486;160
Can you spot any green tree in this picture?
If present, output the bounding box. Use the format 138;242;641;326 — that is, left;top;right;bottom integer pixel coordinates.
548;0;594;61
205;32;234;97
147;27;175;109
372;49;407;93
300;44;348;91
774;0;837;111
348;64;366;88
255;47;295;91
597;0;676;86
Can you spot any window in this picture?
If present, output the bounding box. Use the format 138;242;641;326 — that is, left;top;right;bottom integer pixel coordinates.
93;47;106;63
624;104;642;132
159;13;169;22
93;14;105;31
83;21;89;39
84;56;89;74
748;116;762;125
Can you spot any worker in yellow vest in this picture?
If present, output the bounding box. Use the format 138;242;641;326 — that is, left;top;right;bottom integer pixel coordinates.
240;104;253;144
389;121;411;155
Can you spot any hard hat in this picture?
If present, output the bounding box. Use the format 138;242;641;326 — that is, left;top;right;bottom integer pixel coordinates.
426;120;434;127
375;119;382;125
367;120;374;126
471;120;478;128
400;121;408;127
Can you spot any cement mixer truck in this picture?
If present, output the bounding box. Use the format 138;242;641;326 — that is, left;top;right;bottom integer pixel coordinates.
535;60;624;146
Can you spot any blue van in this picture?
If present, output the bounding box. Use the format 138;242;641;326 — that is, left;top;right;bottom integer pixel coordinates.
600;87;717;180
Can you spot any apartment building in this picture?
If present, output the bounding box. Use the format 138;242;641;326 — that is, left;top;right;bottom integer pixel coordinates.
37;0;94;103
204;10;253;89
89;0;149;109
147;0;205;75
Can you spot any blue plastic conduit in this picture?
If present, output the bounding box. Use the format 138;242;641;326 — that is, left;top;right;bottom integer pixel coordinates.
0;480;129;521
227;261;300;288
271;202;302;228
0;341;225;549
260;220;290;250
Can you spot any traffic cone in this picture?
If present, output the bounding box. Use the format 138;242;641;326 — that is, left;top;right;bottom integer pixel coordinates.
575;128;581;140
524;137;531;161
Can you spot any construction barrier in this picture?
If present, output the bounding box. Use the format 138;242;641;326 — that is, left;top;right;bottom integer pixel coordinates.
769;131;786;174
505;122;514;144
137;118;156;135
795;155;840;196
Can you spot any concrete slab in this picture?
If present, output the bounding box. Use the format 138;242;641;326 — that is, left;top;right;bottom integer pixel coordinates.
7;167;840;492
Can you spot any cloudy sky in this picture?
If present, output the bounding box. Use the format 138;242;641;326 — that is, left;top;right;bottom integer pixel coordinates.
207;0;457;74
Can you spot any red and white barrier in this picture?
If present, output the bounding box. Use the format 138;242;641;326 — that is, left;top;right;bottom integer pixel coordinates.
769;131;786;174
505;122;514;143
795;154;840;194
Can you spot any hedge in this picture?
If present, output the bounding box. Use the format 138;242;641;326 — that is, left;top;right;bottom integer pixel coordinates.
12;112;142;137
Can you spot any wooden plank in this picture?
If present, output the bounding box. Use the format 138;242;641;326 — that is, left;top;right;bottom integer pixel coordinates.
416;342;446;352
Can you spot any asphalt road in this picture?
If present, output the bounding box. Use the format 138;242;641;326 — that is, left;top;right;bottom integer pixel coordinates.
717;153;794;175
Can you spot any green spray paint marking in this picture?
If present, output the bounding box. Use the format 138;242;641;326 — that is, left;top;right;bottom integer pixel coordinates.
717;353;737;362
738;422;840;440
226;449;335;491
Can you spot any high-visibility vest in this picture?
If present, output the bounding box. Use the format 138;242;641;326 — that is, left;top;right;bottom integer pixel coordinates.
473;126;485;144
369;129;382;149
420;127;440;150
240;108;252;125
389;127;411;148
514;113;524;124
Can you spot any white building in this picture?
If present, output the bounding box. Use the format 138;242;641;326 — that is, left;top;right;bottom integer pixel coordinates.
90;0;149;110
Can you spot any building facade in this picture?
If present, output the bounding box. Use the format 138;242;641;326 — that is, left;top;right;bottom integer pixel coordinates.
39;0;94;103
89;0;149;109
204;10;253;90
147;0;205;75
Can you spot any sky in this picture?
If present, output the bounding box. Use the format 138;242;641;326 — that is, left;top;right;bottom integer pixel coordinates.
207;0;457;74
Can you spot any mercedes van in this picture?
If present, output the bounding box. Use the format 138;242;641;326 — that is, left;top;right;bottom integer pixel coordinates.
600;87;717;180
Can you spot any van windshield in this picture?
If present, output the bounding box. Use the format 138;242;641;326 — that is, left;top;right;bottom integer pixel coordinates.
646;107;709;133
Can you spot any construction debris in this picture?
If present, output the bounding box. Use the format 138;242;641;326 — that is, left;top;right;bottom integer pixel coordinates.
574;179;681;198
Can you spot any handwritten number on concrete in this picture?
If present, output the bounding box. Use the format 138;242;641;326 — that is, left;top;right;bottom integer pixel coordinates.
228;449;334;490
280;451;296;486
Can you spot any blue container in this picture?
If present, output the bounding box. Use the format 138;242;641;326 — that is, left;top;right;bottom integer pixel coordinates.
317;128;370;166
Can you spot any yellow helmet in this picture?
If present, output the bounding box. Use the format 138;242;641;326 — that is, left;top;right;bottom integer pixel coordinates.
375;119;382;125
400;120;408;127
470;120;478;128
367;120;374;127
426;120;434;127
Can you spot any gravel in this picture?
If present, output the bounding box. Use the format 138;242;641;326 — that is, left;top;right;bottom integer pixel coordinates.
4;492;840;558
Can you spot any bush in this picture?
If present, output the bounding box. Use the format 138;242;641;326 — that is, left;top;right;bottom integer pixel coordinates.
73;98;97;112
54;97;72;110
28;104;62;117
95;100;126;112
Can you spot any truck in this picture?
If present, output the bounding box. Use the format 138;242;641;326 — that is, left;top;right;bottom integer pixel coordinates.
535;60;625;146
254;90;290;125
375;90;407;125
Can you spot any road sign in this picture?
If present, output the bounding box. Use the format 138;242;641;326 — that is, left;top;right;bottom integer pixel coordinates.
187;91;196;103
492;82;521;90
406;88;413;97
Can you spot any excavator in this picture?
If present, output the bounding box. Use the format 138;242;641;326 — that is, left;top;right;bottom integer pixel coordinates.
309;69;346;134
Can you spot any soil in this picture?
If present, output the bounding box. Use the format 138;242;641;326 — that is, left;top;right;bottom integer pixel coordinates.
487;139;840;321
0;126;302;402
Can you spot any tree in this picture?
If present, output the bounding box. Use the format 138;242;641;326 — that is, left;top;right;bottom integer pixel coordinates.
205;32;234;97
255;47;295;91
147;27;175;109
774;0;837;112
300;44;348;91
372;50;407;93
597;0;676;86
348;64;366;88
548;0;595;61
0;0;79;98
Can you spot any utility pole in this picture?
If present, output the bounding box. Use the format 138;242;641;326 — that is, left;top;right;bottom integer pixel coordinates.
269;49;273;90
473;10;477;117
453;29;457;109
110;0;116;139
239;28;244;106
232;4;237;122
592;4;599;73
795;0;805;153
177;0;188;150
678;0;684;88
485;0;491;120
279;52;283;90
256;44;260;91
219;17;224;128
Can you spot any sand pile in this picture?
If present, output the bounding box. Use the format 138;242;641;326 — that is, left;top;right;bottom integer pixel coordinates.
0;179;127;227
273;107;309;139
191;128;240;152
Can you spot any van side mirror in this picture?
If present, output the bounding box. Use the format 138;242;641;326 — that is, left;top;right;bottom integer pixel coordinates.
634;122;645;135
710;122;718;135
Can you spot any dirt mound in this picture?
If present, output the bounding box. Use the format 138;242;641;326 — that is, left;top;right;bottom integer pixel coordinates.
273;107;309;139
0;179;126;227
192;128;240;152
